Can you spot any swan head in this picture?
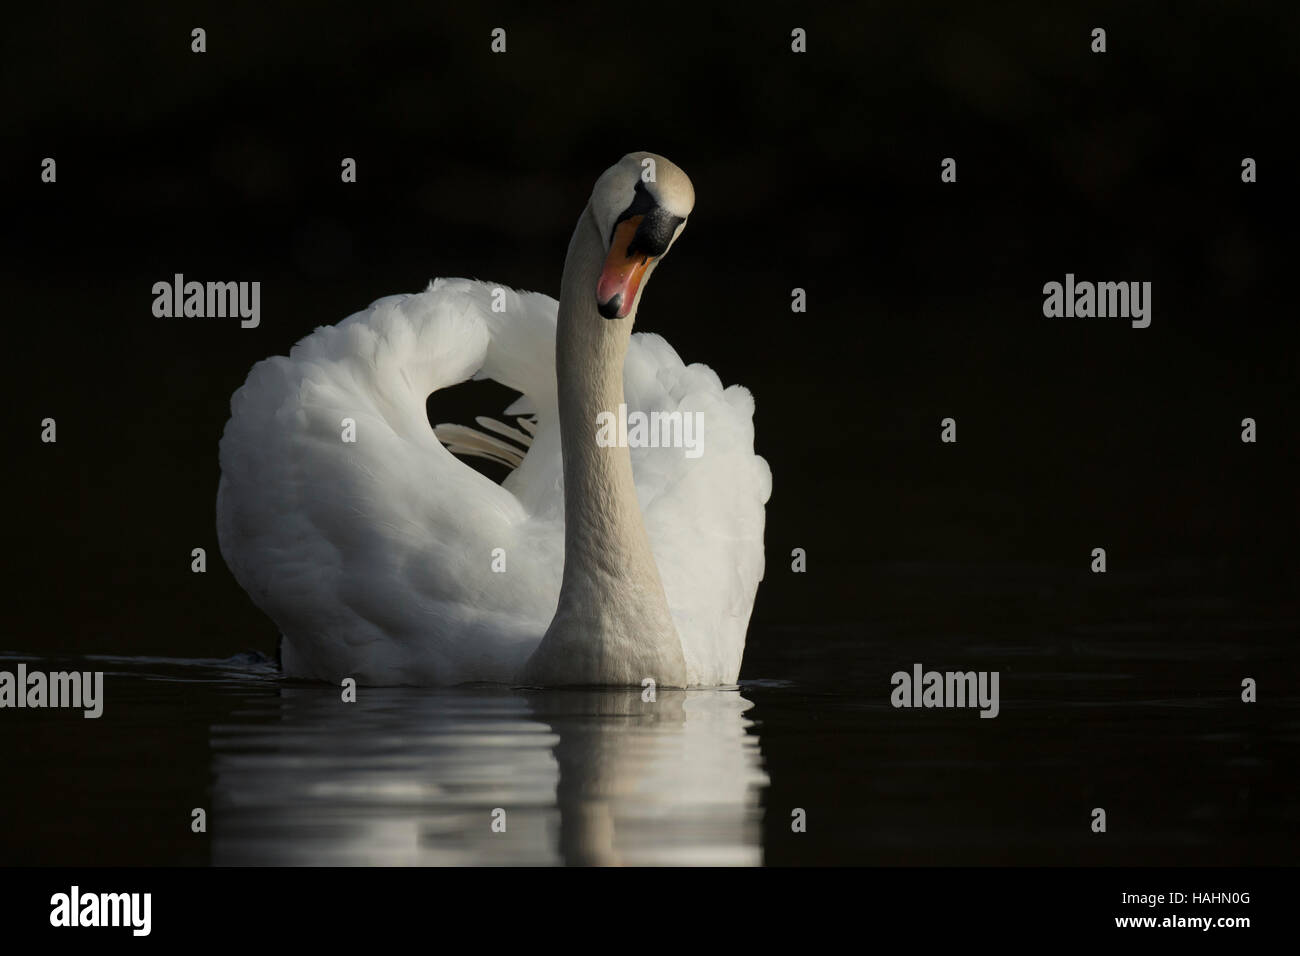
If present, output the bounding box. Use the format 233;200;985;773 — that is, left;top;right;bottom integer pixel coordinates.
589;152;694;320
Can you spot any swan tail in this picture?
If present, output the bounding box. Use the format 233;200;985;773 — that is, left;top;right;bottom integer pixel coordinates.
433;415;536;470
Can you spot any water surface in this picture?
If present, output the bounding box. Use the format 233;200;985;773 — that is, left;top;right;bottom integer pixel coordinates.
2;588;1295;867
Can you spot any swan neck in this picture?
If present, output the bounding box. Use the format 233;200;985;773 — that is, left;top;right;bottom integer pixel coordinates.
554;208;650;567
528;205;686;687
557;211;633;432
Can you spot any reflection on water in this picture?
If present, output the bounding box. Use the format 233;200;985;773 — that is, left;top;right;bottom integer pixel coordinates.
5;584;1295;869
210;686;768;866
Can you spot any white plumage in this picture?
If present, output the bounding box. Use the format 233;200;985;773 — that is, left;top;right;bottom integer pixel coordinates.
217;277;771;686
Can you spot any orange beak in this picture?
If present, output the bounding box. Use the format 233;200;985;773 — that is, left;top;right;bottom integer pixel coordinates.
596;216;654;319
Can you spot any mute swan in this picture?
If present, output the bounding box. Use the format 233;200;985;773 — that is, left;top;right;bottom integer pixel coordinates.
216;153;771;687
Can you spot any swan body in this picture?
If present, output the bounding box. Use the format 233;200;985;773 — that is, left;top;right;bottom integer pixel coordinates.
217;154;771;687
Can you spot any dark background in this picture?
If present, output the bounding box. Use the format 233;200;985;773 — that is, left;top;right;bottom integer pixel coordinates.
1;2;1296;865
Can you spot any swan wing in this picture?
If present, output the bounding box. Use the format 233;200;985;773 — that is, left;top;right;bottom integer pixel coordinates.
217;279;769;687
624;332;773;686
217;279;563;684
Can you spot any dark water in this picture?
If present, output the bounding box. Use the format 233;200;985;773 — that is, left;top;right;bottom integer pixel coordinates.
2;0;1294;875
2;565;1295;867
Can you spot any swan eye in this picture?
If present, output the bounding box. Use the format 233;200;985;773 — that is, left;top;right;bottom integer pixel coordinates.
620;207;683;260
610;180;659;244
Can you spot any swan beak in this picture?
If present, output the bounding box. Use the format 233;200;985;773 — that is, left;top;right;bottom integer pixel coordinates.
597;216;653;319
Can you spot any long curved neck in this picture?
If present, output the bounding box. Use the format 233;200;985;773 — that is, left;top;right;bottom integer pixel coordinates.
555;210;647;561
524;206;688;687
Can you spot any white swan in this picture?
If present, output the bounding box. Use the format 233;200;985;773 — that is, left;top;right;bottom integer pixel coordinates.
216;153;771;687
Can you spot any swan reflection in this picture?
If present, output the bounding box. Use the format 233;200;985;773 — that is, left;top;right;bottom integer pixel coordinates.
210;686;767;865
